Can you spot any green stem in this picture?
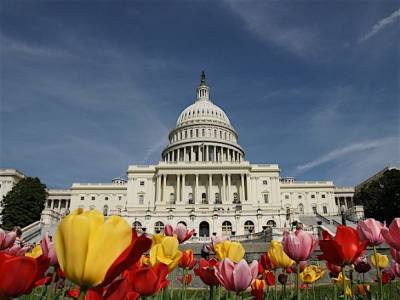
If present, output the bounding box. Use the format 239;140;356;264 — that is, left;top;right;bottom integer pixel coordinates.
297;265;301;300
275;271;278;300
210;285;216;300
342;267;347;300
333;283;337;300
373;246;383;300
78;289;86;300
312;283;315;300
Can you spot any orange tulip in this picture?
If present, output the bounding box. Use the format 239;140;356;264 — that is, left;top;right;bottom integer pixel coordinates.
179;249;196;270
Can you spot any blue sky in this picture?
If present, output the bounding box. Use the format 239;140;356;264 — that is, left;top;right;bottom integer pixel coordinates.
1;0;399;188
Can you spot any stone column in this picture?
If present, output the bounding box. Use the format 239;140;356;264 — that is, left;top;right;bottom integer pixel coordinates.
176;174;180;203
246;174;251;202
177;149;180;162
172;150;175;162
182;174;185;202
183;147;187;162
195;174;199;204
227;174;231;203
191;146;194;162
156;175;161;203
163;174;167;202
199;145;203;162
213;146;216;162
222;174;226;204
208;174;212;204
241;174;245;202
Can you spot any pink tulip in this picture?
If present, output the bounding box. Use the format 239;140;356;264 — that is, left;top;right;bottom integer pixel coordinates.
6;244;30;256
357;218;385;246
215;258;258;292
390;247;400;264
381;218;400;251
40;233;58;266
164;223;195;243
391;261;400;277
0;228;16;250
209;235;229;252
282;229;318;263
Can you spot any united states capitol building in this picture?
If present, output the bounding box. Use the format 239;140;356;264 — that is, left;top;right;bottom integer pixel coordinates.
1;73;363;239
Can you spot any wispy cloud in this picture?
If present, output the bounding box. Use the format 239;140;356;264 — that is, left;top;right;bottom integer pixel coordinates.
358;8;400;43
294;137;396;174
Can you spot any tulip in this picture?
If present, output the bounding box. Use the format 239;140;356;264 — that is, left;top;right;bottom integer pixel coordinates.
267;240;294;269
357;218;385;246
381;269;395;285
128;263;169;296
353;256;371;273
0;252;50;298
214;240;245;263
25;244;43;259
55;208;151;288
215;258;258;292
326;262;341;278
259;252;273;271
265;271;275;286
391;261;400;277
300;265;325;284
149;236;182;271
194;258;220;286
151;233;165;247
40;232;58;266
209;235;229;252
290;261;308;273
390;247;400;264
6;244;30;256
282;229;318;263
356;284;370;296
333;272;352;296
0;228;16;250
251;279;265;300
178;273;192;285
278;273;288;285
179;249;197;270
381;218;400;251
318;226;368;266
370;252;389;269
164;223;195;244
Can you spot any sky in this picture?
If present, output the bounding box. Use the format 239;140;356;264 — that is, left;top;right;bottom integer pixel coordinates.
0;0;399;188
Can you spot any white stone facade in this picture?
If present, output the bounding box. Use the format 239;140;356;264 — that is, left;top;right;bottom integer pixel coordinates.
1;73;358;237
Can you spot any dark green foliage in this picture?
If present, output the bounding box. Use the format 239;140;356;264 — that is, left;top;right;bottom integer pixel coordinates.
1;177;47;230
353;169;400;224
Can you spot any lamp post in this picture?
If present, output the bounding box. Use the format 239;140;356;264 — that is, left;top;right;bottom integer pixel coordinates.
340;205;346;226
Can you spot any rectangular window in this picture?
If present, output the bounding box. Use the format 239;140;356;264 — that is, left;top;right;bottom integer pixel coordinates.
311;194;315;199
118;196;122;200
322;194;326;198
285;195;289;199
91;196;95;201
323;206;328;214
263;193;269;203
298;195;302;199
139;195;144;205
81;196;84;201
47;200;51;208
263;180;268;185
140;181;145;186
61;201;66;208
105;197;108;201
312;206;317;214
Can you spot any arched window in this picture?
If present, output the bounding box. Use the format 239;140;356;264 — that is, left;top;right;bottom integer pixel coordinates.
244;220;254;234
188;193;194;204
169;193;175;204
133;221;142;233
266;220;276;227
154;221;164;234
233;192;239;204
222;221;232;236
201;193;207;204
177;221;187;227
215;193;221;204
199;221;210;237
298;203;304;214
103;205;108;216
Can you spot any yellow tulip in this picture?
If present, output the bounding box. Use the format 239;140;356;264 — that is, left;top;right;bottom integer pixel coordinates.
55;208;132;288
25;244;42;259
333;272;350;286
151;233;165;247
140;255;151;266
370;253;389;269
300;265;325;284
149;236;182;271
214;240;245;263
267;240;294;269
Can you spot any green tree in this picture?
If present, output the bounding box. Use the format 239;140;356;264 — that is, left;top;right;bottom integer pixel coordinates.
353;169;400;224
1;177;47;230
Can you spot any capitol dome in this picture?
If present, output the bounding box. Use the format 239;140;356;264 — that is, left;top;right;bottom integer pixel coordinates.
162;72;245;163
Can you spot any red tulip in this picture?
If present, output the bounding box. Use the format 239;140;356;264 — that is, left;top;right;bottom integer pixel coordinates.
128;263;169;296
178;273;193;285
164;223;195;244
0;252;50;298
278;273;288;285
381;218;400;251
215;258;258;292
380;270;395;285
0;228;16;250
251;279;265;300
194;258;220;286
265;271;275;286
282;229;318;263
318;226;368;266
353;256;371;274
357;218;385;246
259;253;273;271
391;261;400;277
390;247;400;264
179;249;197;270
325;262;341;278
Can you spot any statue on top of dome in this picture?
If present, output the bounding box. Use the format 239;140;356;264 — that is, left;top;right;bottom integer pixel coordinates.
200;70;206;86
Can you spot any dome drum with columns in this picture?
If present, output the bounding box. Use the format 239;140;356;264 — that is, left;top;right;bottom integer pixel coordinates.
41;72;358;241
162;72;244;163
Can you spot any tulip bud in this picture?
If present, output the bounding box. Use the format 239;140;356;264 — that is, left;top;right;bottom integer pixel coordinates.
278;273;288;285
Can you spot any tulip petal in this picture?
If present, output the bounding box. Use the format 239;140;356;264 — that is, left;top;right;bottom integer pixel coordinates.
233;260;252;292
318;240;346;266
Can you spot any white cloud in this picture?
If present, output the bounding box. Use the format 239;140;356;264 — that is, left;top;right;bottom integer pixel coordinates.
294;137;396;174
224;1;317;56
358;8;400;43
